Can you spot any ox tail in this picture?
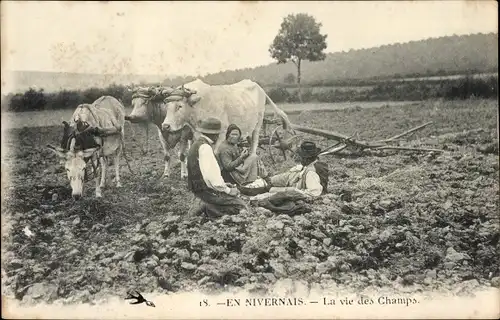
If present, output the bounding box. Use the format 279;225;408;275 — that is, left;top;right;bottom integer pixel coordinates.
262;90;295;132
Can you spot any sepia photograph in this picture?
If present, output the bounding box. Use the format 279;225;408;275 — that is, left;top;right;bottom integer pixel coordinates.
1;1;499;319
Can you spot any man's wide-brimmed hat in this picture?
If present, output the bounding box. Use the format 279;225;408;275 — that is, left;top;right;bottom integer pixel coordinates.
297;141;322;158
197;117;222;134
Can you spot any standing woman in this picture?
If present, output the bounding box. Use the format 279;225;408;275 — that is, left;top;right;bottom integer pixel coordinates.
217;124;269;187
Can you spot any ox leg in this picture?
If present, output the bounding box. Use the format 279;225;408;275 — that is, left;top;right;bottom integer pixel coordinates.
213;138;221;155
250;128;260;156
179;138;191;179
99;157;106;189
250;117;263;156
158;128;171;177
213;130;226;155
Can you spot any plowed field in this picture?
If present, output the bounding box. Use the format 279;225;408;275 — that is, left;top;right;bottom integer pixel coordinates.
1;99;498;305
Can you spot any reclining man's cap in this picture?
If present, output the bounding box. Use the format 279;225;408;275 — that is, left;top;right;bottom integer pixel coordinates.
297;141;322;158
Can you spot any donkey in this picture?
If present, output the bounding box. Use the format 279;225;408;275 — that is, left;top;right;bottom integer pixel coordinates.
47;96;126;199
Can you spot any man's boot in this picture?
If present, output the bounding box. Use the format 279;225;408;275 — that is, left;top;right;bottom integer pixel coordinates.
205;204;226;218
188;198;206;216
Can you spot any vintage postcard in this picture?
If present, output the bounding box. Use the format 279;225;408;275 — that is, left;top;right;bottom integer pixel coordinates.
1;1;499;319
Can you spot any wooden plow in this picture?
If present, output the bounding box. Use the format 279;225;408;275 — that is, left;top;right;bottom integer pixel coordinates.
238;117;301;164
250;117;444;164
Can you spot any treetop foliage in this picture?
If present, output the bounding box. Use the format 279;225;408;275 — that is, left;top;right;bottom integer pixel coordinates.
269;13;328;65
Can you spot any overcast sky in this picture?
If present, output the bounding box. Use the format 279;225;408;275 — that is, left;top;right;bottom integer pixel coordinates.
2;1;498;77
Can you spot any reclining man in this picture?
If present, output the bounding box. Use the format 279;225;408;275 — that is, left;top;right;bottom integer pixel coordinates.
186;117;249;217
259;141;326;199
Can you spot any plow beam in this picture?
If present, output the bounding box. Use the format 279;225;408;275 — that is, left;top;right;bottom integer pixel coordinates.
290;124;385;149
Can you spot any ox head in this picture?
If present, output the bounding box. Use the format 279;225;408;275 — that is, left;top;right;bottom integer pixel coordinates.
125;86;173;124
161;87;200;132
125;87;155;123
48;134;99;200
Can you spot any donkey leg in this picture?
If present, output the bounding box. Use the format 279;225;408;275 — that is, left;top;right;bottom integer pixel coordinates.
115;130;124;187
95;163;102;198
115;151;122;188
99;157;106;188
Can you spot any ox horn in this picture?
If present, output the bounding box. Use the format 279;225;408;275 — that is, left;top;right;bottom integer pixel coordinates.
187;95;201;106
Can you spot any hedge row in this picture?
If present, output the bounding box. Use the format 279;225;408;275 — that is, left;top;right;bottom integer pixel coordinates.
2;75;497;112
3;84;134;113
267;76;498;103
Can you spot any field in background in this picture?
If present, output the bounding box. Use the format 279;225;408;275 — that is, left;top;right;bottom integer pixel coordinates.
1;101;420;131
1;99;498;305
2;73;498;113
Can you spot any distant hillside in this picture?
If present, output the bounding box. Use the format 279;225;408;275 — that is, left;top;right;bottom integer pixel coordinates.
4;33;497;94
3;71;170;94
162;33;498;87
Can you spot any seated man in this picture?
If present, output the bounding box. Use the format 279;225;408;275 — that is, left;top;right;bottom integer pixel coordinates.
263;141;325;199
216;124;270;187
186;117;249;218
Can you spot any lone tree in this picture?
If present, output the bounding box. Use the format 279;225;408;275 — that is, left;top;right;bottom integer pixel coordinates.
269;13;327;102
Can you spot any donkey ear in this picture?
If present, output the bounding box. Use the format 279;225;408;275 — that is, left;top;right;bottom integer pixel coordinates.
81;147;99;159
47;144;67;158
62;121;69;128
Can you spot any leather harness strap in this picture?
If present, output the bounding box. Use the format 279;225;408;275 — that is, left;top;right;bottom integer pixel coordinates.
67;104;104;182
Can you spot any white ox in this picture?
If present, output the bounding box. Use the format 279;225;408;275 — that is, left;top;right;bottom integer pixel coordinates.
161;79;293;156
125;80;211;178
47;96;126;199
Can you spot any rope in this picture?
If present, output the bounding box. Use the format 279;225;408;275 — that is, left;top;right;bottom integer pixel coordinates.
120;132;135;175
84;153;101;182
78;129;133;181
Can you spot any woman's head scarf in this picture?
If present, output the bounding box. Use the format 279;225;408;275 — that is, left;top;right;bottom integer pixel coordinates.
225;124;242;140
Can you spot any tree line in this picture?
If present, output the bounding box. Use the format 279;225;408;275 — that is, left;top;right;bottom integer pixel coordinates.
3;84;133;113
2;75;497;113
